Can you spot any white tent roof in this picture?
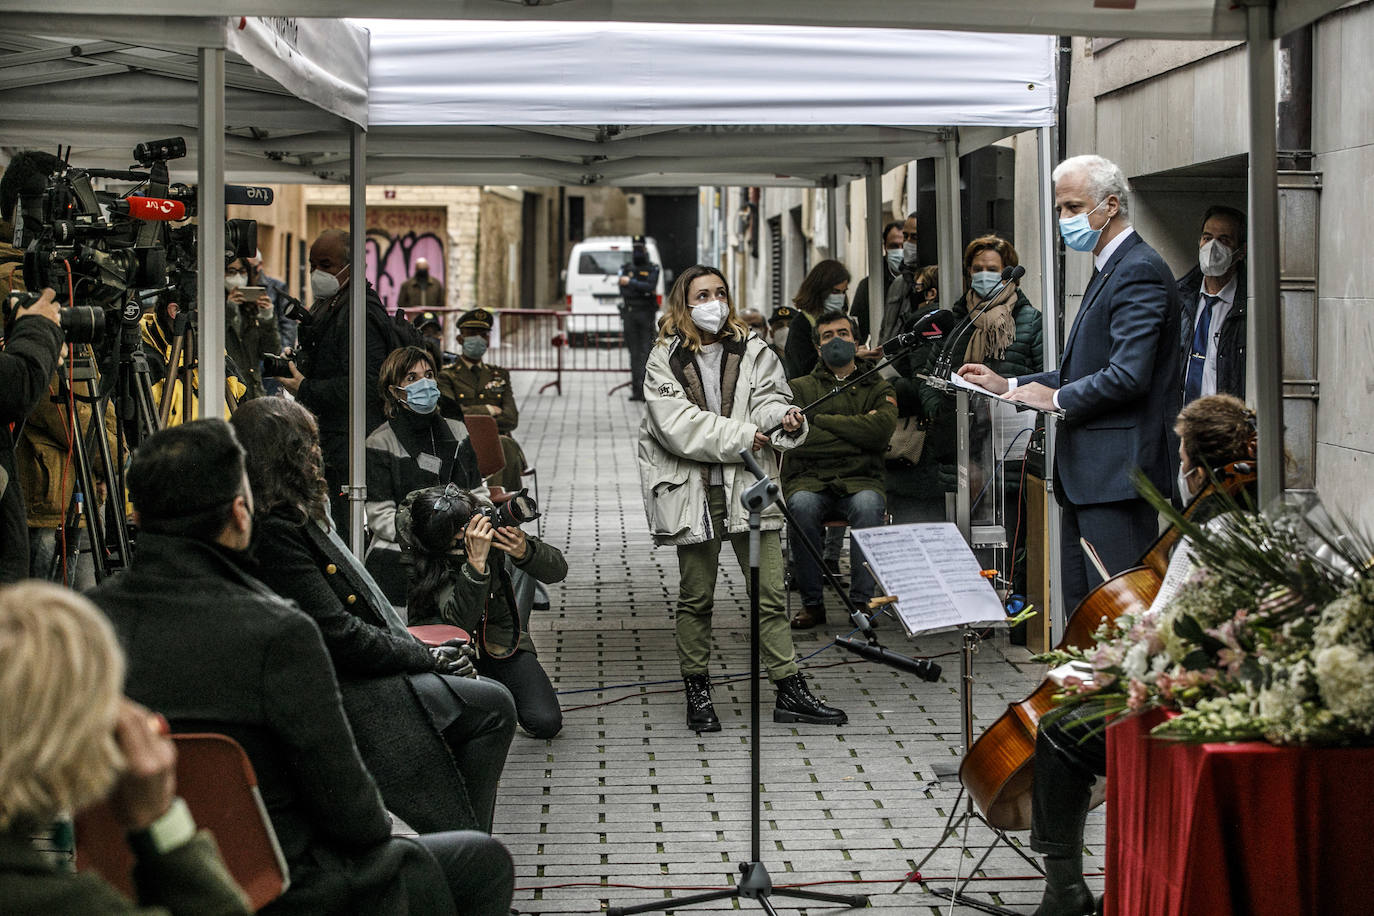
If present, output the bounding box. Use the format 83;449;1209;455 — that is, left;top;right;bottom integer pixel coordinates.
0;1;1345;41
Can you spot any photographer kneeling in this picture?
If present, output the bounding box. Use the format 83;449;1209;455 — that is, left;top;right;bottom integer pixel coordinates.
1;287;65;583
404;485;568;739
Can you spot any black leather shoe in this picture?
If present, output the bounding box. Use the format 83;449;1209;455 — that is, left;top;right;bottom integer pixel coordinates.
684;674;721;732
773;673;846;725
790;605;826;629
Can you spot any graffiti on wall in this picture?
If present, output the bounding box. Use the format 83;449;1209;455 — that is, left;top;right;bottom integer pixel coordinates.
312;207;446;312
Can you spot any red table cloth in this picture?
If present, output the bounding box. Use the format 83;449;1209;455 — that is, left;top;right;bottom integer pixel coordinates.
1105;709;1374;916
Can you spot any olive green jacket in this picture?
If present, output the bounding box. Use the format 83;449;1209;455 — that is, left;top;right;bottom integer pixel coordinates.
782;359;897;500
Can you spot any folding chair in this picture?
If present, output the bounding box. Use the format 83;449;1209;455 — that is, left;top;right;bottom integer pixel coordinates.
76;733;288;911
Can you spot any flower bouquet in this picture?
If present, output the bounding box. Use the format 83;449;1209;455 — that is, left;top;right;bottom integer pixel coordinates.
1038;475;1374;746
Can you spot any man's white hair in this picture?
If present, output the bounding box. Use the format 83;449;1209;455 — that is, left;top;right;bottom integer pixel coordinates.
1053;154;1131;221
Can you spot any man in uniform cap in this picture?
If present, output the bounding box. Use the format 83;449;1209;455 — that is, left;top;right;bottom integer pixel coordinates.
768;304;797;354
438;308;526;493
414;309;453;367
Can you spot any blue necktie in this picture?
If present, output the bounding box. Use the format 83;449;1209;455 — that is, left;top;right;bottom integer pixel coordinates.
1183;294;1220;404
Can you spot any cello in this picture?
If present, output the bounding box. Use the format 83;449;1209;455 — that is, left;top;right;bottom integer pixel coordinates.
958;462;1256;831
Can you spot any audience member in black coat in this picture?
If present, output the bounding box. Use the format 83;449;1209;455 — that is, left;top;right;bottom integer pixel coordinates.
88;420;514;916
0;288;64;582
231;397;516;834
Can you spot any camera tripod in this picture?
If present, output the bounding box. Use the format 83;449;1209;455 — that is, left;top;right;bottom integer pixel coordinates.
605;449;867;916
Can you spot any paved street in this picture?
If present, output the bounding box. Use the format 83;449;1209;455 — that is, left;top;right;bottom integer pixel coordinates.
497;368;1105;915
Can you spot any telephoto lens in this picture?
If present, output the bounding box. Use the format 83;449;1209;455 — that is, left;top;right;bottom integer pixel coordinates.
59;306;109;343
261;353;295;378
499;490;540;527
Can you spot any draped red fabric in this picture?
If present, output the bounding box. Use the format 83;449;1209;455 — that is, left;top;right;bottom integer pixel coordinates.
1105;710;1374;915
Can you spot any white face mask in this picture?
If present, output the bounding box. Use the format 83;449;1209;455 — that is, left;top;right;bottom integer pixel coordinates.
1198;239;1236;278
885;248;904;269
902;240;920;264
771;326;789;351
224;274;246;293
825;292;847;310
691;299;728;335
1177;464;1199;503
311;266;342;300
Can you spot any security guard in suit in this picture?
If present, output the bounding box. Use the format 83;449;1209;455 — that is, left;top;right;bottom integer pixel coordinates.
437;308;526;492
618;237;660;401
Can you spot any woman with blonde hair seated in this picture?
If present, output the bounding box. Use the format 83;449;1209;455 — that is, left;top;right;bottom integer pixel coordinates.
0;581;248;914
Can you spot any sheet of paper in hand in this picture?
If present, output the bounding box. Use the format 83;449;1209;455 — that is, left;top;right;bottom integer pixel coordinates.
850;523;1006;637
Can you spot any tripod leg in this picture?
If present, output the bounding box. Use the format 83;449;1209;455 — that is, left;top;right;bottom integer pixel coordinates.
770;887;869;908
604;888;738;916
774;497;863;620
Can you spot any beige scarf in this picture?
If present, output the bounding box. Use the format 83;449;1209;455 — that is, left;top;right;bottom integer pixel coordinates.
964;283;1018;365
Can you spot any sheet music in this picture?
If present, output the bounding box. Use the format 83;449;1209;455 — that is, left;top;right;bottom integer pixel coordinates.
917;372;1065;419
851;523;1007;637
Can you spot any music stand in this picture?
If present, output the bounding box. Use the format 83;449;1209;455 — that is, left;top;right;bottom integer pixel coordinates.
606;448;867;916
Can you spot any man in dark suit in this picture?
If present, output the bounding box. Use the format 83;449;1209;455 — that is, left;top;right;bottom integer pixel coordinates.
1177;205;1247;404
88;420;514;916
960;154;1180;616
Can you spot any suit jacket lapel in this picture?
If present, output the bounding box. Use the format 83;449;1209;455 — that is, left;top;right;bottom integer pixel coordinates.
1061;233;1142;361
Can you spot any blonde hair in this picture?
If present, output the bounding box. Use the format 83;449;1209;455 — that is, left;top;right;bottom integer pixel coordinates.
656;265;748;353
0;583;125;830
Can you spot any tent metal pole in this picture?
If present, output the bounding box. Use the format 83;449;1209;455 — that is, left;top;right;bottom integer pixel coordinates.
865;159;884;343
825;176;838;258
348;123;368;557
196;47;225;422
936;134;970;539
1246;1;1284;507
1037;126;1064;642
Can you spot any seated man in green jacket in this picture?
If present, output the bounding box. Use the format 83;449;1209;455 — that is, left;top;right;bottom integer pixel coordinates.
783;309;898;629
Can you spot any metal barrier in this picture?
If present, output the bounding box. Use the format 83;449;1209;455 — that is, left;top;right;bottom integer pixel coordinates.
489;308;631;396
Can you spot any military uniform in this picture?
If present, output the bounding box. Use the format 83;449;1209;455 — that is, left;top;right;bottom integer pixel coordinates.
437;308;526;492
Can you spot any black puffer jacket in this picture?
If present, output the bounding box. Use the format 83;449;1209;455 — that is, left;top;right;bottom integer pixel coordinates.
0;314;64;582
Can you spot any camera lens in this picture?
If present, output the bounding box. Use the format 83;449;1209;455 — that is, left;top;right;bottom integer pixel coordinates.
58;306;108;343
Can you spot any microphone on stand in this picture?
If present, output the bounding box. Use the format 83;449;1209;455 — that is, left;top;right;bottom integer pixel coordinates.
879;307;958;352
834;636;942;682
932;265;1025;379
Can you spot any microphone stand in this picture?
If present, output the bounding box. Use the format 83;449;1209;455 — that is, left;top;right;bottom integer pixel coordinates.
761;331;922;437
606;449;868;916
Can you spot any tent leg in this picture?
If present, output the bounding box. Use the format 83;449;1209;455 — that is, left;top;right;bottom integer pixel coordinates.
197;47;225;422
1246;2;1284;507
825;176;839;259
865;159;883;345
935;135;969;539
348;124;368;557
1036;125;1065;642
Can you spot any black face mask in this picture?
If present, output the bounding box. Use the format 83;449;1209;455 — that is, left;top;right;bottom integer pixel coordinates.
819;337;857;368
415;269;429;280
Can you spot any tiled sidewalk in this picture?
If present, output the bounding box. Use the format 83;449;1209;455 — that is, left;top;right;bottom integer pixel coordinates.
497;369;1104;915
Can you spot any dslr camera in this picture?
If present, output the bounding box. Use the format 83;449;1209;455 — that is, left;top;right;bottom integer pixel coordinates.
479;489;540;528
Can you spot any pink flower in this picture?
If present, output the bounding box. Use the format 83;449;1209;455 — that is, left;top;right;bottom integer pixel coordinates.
1127;680;1150;711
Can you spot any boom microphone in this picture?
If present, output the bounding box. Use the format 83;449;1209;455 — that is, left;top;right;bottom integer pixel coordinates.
883;308;958;351
117;197;187;221
834;636;942;682
224;185;275;206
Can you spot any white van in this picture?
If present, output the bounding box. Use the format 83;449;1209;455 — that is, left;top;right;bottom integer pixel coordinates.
563;236;666;342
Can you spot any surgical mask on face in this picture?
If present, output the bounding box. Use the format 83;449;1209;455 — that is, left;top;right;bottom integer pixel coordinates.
401;377;440;415
311;267;342;300
902;240;920;264
825;292;847;310
1177;464;1199;503
970;271;1002;299
1198;239;1236;278
771;327;789;351
820;337;856;368
1058;198;1109;253
885;248;904;269
691;299;728;335
461;336;488;360
224;274;246;292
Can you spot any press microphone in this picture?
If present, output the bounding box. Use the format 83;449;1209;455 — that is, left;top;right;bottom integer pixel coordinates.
883;308;958;351
224;184;275;206
115;197;187;221
834;636;942;682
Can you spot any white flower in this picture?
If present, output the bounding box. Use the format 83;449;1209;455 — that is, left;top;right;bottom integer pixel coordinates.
1122;642;1151;681
1313;646;1374;730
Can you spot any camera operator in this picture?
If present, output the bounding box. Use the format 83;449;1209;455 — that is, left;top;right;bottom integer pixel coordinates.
277;229;398;540
140;297;248;427
1;288;65;583
223;257;279;401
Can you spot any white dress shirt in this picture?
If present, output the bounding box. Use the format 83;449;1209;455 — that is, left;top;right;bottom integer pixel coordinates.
1191;273;1238;399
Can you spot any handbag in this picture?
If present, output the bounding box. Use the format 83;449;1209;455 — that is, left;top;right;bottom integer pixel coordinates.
885;416;927;467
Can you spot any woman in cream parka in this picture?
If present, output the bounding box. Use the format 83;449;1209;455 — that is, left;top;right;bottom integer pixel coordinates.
637;265;847;733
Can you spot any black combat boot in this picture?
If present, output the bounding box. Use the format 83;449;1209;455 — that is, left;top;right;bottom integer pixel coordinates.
684;674;721;732
1033;854;1095;916
773;673;847;725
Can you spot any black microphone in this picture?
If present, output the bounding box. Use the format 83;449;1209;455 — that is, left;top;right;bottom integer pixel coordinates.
224;185;275;206
834;636;942;682
883;308;958;352
933;265;1025;377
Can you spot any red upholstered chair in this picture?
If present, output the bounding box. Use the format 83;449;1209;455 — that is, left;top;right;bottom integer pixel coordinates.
76;733;288;911
408;623;471;646
462;413;512;503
